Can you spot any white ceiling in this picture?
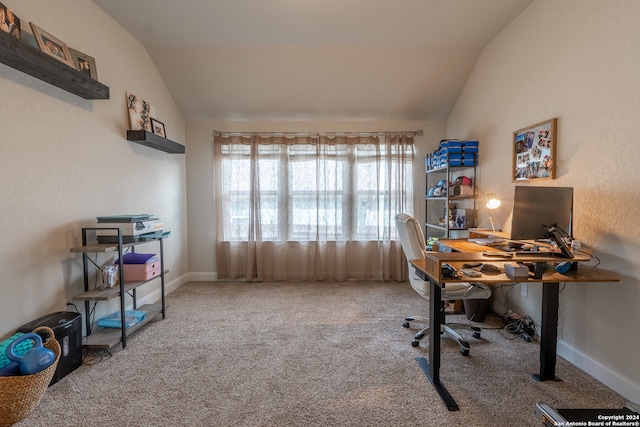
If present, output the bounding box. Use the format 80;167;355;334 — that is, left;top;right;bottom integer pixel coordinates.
93;0;533;121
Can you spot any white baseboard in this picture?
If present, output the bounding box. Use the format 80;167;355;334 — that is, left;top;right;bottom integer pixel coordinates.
130;272;218;309
557;340;640;405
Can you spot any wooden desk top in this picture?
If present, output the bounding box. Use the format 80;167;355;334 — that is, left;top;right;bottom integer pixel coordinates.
410;258;620;284
411;238;619;284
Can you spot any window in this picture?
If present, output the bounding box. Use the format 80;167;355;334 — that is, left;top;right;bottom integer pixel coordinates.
213;132;414;281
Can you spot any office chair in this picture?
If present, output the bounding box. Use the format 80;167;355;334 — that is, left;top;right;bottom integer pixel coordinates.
395;213;492;356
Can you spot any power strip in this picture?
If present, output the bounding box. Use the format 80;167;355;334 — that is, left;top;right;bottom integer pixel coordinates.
504;315;537;341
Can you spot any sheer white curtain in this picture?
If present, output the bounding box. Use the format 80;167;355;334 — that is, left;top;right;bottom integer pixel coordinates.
213;132;414;281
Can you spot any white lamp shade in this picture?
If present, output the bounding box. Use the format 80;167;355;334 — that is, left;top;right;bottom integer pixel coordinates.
486;193;501;209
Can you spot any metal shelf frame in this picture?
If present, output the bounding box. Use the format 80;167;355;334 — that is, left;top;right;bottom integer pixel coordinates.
71;227;166;349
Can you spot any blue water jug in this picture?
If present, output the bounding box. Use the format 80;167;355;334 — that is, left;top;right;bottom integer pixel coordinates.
6;333;55;375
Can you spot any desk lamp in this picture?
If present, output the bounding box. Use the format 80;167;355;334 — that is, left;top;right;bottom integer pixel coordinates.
476;193;501;232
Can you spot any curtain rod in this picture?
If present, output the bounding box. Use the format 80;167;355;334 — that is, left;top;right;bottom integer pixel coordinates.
212;130;423;137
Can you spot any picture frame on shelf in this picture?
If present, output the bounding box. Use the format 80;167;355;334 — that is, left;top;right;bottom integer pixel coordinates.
126;91;155;131
150;118;166;138
513;118;557;181
0;2;21;39
68;47;98;80
29;22;75;67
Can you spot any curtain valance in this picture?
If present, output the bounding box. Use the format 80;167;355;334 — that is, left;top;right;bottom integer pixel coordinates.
213;130;421;146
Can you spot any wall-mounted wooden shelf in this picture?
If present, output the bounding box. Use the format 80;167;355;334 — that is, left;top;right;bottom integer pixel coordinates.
0;31;109;100
126;130;185;154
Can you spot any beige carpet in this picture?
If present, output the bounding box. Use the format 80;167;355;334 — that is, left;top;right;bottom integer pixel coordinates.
16;281;626;426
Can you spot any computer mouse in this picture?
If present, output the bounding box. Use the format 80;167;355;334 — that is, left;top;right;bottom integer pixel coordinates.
480;264;501;274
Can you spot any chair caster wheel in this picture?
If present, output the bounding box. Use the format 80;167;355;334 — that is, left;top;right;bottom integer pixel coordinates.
471;326;481;339
411;340;420;347
460;348;470;356
402;322;410;328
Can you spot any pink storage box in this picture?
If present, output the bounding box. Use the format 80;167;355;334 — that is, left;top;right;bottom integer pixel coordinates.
122;257;161;281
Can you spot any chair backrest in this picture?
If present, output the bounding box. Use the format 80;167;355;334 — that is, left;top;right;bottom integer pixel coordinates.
395;213;430;297
395;213;427;262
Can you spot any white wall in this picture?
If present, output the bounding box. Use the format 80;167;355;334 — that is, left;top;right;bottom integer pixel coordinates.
0;0;188;338
185;120;446;276
447;0;640;402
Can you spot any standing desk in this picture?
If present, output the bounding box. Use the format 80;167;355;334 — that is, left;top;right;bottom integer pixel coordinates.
409;239;619;411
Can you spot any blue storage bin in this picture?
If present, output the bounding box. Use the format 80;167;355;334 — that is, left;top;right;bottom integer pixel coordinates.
449;153;477;166
439;140;463;153
426;140;479;170
439;139;462;148
449;160;475;166
462;140;479;153
431;151;442;169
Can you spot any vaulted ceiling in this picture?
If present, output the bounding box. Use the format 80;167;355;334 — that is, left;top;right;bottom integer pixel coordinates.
93;0;533;121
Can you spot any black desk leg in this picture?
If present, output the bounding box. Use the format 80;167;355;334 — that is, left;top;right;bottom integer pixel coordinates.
533;281;561;382
416;280;459;411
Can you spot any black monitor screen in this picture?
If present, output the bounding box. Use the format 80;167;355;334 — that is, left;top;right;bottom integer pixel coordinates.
510;186;573;241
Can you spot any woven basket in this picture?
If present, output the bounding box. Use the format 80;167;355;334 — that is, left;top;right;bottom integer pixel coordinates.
0;326;61;427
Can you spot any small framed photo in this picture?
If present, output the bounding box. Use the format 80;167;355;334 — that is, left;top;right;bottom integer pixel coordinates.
127;91;155;131
29;22;75;67
150;118;166;138
0;2;21;39
68;48;98;80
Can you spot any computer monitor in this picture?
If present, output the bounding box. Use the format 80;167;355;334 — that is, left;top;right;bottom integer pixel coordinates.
510;186;573;241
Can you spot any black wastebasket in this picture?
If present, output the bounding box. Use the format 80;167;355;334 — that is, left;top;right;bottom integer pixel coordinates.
463;299;491;322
